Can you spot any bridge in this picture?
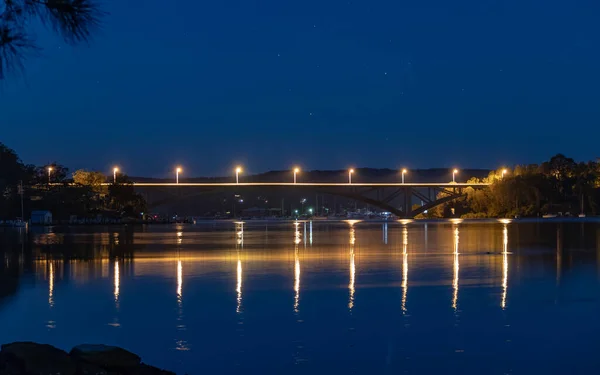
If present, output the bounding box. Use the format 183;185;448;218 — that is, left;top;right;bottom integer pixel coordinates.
129;182;490;218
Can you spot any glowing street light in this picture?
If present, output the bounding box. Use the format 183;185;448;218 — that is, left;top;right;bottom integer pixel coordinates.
113;167;119;184
236;167;242;184
176;167;182;184
293;167;300;184
348;169;354;184
402;168;407;184
502;169;508;179
452;169;459;183
47;166;53;184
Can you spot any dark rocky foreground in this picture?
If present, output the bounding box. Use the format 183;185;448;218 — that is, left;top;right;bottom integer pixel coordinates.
0;342;176;375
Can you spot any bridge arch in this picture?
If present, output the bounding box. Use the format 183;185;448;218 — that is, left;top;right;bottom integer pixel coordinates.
139;185;478;218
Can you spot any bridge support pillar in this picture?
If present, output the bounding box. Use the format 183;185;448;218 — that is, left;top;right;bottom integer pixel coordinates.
403;187;412;218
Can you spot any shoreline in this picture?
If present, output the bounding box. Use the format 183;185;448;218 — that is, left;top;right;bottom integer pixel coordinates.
0;342;175;375
3;216;600;228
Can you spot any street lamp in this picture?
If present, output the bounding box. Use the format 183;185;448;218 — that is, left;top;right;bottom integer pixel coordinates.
349;169;354;184
502;169;508;179
452;169;459;183
236;167;242;184
293;167;300;184
113;167;119;184
402;168;407;184
47;166;53;184
176;167;182;184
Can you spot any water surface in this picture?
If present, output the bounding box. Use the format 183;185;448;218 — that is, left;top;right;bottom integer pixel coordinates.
2;221;600;374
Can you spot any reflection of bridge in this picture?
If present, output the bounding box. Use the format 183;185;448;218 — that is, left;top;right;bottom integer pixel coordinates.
231;220;509;313
24;220;519;316
27;220;590;317
132;182;490;218
191;220;509;314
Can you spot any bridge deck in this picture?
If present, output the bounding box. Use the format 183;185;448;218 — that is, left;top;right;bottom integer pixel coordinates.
130;182;489;187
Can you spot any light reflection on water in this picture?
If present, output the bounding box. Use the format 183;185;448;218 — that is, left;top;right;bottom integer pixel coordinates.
348;223;356;311
49;262;54;308
114;260;120;308
2;221;600;374
294;222;301;313
402;226;408;314
452;225;460;311
502;224;508;309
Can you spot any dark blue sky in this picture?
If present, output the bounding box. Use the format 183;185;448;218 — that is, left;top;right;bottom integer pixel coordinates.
2;0;599;177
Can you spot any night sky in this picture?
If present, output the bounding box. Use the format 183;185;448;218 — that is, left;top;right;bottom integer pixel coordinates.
2;0;600;177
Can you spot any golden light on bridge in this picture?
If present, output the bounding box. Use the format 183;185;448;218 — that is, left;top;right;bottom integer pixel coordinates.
401;168;407;184
47;166;53;183
348;168;354;184
175;167;182;184
452;169;459;183
293;167;300;184
113;167;119;183
235;166;243;184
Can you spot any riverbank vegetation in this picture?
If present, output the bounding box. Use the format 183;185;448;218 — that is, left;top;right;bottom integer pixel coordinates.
0;142;146;221
426;154;600;218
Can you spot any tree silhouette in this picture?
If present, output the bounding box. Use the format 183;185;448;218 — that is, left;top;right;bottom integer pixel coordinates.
0;0;103;79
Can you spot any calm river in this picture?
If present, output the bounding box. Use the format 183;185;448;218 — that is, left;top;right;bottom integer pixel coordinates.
2;220;600;374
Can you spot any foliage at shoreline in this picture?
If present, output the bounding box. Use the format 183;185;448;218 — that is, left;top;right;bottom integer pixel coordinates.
0;142;146;220
426;154;600;218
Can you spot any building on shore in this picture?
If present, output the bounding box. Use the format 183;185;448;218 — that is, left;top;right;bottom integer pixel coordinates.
30;210;52;225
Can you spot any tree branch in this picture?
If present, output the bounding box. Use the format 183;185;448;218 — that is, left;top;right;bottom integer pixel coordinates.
0;0;104;79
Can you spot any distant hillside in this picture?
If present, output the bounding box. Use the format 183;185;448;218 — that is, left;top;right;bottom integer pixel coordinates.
130;168;491;183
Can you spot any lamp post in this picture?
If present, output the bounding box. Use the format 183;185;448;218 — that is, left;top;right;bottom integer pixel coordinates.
47;166;53;184
502;169;507;179
349;169;354;184
402;168;407;184
236;167;242;184
113;167;119;184
176;167;182;184
453;169;458;183
293;168;300;184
